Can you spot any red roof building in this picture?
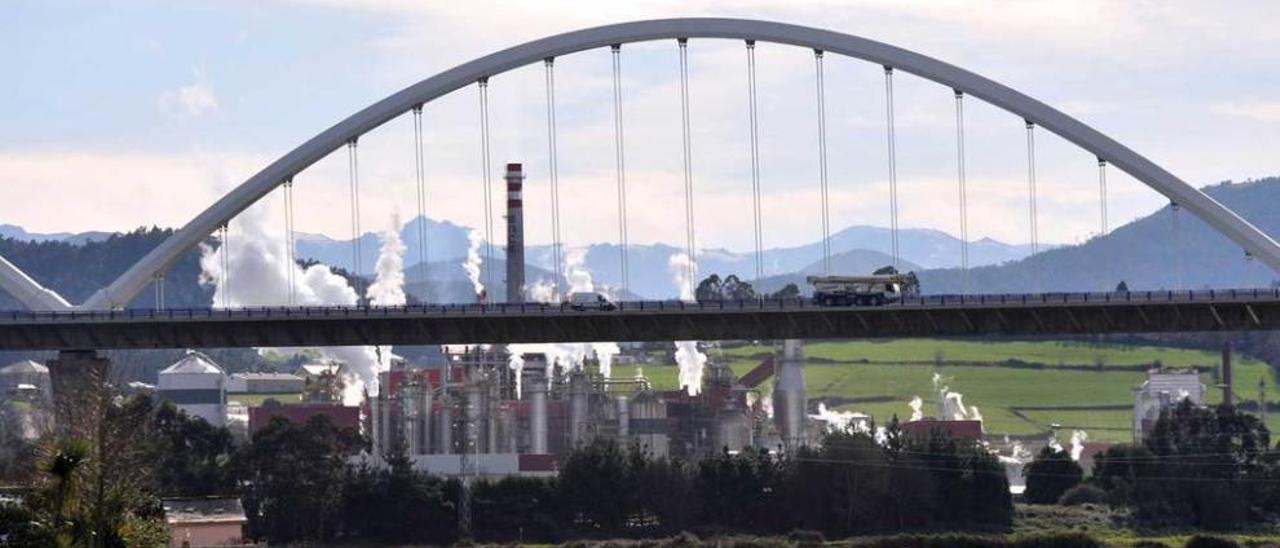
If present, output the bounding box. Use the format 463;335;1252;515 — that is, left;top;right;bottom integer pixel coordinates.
249;403;360;434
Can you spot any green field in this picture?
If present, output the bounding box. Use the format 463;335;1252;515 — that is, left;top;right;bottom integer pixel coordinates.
611;339;1277;443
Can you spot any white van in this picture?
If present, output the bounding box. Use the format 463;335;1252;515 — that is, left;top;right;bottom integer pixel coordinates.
567;291;616;311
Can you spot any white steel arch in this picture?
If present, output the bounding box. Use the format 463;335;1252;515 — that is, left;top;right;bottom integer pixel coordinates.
4;17;1276;310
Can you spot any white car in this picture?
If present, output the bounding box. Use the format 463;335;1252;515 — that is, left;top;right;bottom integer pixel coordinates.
566;291;616;311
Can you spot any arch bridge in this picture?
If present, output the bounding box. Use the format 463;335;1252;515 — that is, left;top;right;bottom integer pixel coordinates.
2;17;1276;314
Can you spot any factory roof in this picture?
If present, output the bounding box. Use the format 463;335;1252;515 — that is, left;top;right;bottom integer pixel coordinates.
162;497;246;525
0;360;47;375
161;351;225;376
295;362;343;377
230;372;303;381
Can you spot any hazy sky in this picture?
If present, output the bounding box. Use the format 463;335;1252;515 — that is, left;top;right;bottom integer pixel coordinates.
4;1;1280;252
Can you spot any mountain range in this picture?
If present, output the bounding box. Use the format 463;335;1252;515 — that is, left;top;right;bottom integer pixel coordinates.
2;176;1279;306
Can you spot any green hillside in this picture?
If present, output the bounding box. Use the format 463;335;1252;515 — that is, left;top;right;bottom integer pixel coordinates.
612;339;1278;442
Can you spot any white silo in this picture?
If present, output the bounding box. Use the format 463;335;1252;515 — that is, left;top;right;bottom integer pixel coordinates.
158;351;228;427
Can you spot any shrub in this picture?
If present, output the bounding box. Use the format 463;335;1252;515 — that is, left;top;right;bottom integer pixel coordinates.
1184;535;1240;548
1057;484;1109;506
787;530;825;546
1013;532;1105;547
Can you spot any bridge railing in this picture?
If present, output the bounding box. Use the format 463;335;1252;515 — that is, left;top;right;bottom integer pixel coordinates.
2;287;1278;323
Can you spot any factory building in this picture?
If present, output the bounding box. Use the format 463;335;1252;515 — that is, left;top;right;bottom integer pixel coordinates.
0;360;51;403
1133;368;1205;442
227;372;304;394
158;351;228;427
361;341;792;477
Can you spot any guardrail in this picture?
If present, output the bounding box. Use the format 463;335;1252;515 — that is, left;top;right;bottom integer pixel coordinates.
3;287;1279;323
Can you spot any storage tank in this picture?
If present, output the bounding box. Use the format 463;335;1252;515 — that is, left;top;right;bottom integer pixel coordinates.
773;339;807;450
616;395;630;438
629;390;669;458
0;360;51;402
157;351;227;427
522;353;550;454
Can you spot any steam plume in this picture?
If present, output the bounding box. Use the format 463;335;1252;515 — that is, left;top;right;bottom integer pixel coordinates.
669;252;707;395
463;228;484;297
198;205;396;403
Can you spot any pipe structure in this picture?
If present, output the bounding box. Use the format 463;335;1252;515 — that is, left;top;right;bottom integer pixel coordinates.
774;339;807;450
522;353;550;454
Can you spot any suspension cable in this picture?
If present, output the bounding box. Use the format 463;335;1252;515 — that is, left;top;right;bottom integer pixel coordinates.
746;40;764;284
1098;159;1110;290
542;61;563;297
884;66;900;268
413;104;429;296
815;50;831;275
284;178;297;305
1245;250;1255;288
1171;201;1182;291
1025;121;1039;292
219;223;230;308
479;78;495;293
954;90;969;292
610;45;630;294
154;273;165;311
678;38;697;282
347;139;363;298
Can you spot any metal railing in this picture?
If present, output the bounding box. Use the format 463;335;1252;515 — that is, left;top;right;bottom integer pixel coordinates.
3;287;1278;324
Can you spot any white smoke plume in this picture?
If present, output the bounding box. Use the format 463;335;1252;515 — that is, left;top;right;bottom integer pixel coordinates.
908;396;924;421
669;253;707;396
1069;430;1089;461
1048;434;1065;453
198;205;397;403
931;373;982;422
997;441;1033;495
463;228;484;298
811;403;870;433
366;215;406;307
506;250;619;397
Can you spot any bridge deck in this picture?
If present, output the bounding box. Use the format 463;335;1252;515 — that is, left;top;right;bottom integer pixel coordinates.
1;289;1277;350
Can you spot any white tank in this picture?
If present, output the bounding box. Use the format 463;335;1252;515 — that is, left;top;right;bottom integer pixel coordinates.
629;390;669;458
157;351;227;427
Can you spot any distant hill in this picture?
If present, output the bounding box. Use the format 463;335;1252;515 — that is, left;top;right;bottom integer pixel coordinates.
0;224;113;244
917;177;1280;294
5;177;1280;306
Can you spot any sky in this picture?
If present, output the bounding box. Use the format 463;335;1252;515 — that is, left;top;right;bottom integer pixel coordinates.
3;0;1280;253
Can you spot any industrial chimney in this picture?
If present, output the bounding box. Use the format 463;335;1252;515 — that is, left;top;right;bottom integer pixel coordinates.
505;163;525;304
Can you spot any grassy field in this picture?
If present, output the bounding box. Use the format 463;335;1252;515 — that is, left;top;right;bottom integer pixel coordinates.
611;339;1277;443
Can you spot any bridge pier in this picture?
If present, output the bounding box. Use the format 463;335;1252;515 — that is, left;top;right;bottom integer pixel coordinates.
48;349;111;437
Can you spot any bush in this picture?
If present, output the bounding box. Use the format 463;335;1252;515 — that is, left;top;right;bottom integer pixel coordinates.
787;530;825;546
1013;532;1105;547
1184;535;1240;548
1057;484;1108;506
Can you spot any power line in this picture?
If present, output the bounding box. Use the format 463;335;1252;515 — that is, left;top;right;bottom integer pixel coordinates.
1098;159;1111;290
1171;201;1183;291
283;178;297;305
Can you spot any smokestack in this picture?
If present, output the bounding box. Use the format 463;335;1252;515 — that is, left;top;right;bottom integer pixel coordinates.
1223;340;1234;407
506;163;525;304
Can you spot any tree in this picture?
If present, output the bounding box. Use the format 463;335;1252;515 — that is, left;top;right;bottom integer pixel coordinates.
236;415;360;542
1023;445;1083;504
146;400;236;497
767;283;801;300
